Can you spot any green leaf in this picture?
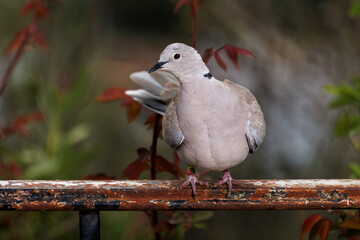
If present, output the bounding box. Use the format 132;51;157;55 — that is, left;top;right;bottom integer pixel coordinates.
193;223;207;230
193;211;214;222
173;222;185;240
350;163;360;178
63;124;90;146
325;84;360;109
334;113;360;137
349;2;360;18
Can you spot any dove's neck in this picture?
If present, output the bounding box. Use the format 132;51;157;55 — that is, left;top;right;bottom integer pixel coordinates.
178;73;213;97
175;62;210;85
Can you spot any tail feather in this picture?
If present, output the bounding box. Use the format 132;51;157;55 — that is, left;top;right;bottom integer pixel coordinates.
126;71;180;114
125;89;167;115
130;71;164;96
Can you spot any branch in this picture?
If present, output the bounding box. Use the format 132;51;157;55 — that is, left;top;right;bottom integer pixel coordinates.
149;113;161;240
0;24;33;97
150;114;161;180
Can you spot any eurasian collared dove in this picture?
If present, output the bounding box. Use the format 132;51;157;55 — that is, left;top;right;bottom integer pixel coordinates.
148;43;266;197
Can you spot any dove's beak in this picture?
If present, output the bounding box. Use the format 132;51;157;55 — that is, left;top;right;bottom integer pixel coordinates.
149;61;167;73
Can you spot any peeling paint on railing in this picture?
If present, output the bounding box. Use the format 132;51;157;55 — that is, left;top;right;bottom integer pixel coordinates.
0;179;359;211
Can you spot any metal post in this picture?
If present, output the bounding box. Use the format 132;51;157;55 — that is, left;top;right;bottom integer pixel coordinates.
79;210;100;240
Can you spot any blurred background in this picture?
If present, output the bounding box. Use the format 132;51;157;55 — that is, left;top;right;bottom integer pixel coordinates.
1;0;360;239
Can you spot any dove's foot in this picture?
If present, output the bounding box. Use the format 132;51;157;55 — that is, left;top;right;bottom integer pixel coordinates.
178;166;209;199
214;169;233;196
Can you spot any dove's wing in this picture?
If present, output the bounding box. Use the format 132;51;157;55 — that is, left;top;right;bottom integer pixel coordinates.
224;79;266;153
162;94;184;148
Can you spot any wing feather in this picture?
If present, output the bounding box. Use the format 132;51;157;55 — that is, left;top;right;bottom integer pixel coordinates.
224;79;266;153
162;95;184;148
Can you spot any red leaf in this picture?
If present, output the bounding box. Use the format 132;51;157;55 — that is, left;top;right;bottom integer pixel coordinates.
21;1;38;16
137;147;150;162
121;159;149;179
82;173;117;180
121;148;150;180
144;113;157;129
13;111;45;125
214;51;227;71
95;87;127;102
234;46;255;58
33;29;48;51
301;214;323;239
8;162;23;178
13;111;45;138
224;45;255;69
0;126;14;140
318;218;332;240
96;88;142;123
340;218;360;230
123;96;142;124
4;27;29;56
309;219;322;240
224;45;239;69
203;45;255;70
202;48;215;64
0;111;45;140
15;125;30;138
144;113;162;131
34;2;51;20
21;0;52;20
155;155;185;178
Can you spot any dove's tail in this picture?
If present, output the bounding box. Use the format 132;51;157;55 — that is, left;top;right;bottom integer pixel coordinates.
125;71;179;115
125;89;167;115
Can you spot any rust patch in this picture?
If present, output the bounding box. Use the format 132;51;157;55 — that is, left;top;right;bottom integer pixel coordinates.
263;188;287;201
318;190;348;202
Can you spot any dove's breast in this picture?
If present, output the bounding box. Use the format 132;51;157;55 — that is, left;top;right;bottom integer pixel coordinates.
176;79;250;171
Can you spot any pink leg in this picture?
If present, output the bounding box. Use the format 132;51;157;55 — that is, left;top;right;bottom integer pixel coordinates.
214;169;233;196
178;166;209;198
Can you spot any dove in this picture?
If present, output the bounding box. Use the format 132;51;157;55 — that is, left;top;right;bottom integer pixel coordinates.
148;43;266;197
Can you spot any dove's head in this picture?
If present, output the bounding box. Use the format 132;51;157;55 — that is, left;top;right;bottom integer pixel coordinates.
149;43;210;83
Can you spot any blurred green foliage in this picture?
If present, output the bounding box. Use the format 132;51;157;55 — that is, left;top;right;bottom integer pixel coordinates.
325;78;360;136
0;70;142;239
349;1;360;18
325;78;360;178
22;72;96;179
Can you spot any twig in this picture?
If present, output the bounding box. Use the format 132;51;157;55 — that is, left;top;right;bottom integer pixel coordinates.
150;113;161;180
0;24;33;97
191;7;197;48
174;150;180;168
150;113;161;240
192;13;197;48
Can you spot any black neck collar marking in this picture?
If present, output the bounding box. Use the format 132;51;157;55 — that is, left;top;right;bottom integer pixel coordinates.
204;72;212;79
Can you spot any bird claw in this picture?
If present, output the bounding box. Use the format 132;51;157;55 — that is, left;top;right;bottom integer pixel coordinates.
178;171;210;199
214;169;233;196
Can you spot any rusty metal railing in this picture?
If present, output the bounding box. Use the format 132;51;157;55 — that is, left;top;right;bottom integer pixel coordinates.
0;179;359;239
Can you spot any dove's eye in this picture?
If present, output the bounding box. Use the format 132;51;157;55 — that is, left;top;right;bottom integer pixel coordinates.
173;53;181;60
